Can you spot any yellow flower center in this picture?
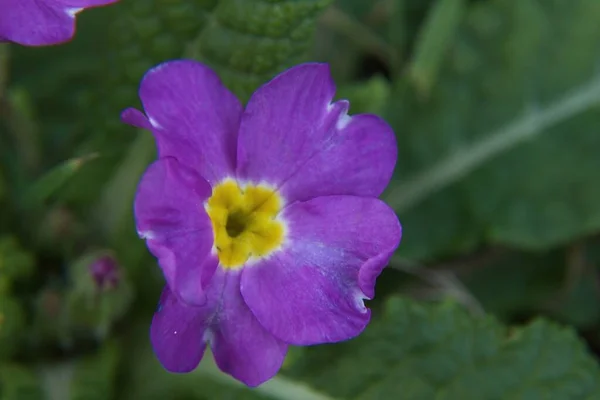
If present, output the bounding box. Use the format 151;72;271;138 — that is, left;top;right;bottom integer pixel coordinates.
206;179;285;269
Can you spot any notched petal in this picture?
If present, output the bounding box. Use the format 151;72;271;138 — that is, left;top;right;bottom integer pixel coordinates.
132;60;242;184
236;63;397;202
241;195;401;345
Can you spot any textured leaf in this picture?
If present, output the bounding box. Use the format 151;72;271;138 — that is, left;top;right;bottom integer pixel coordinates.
123;297;600;400
286;298;600;399
384;0;600;259
192;0;333;101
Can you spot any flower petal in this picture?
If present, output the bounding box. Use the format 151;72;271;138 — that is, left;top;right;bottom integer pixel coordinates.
120;108;152;130
241;196;401;345
125;60;242;185
135;157;216;305
151;270;287;385
236;63;396;202
208;271;288;387
150;286;209;372
0;0;117;46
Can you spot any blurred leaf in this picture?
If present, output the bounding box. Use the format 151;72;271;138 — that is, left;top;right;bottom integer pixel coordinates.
94;131;155;241
549;277;600;330
70;342;119;400
461;251;564;321
287;297;600;399
0;88;39;190
408;0;466;96
0;44;8;92
337;75;391;115
385;0;600;259
0;236;35;284
387;0;406;69
0;364;43;400
318;6;394;71
23;153;98;208
192;0;333;101
0;295;25;360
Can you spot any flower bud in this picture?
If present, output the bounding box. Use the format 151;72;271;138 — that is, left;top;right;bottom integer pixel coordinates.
88;255;120;291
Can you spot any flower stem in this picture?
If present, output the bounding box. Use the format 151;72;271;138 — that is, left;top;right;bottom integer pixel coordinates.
196;356;337;400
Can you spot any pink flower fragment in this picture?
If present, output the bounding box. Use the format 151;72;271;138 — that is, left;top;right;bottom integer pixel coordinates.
0;0;118;46
122;60;402;387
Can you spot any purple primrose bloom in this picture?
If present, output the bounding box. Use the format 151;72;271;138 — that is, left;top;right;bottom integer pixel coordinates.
122;60;402;386
0;0;118;46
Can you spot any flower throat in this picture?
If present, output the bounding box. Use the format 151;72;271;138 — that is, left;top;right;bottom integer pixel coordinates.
206;179;285;269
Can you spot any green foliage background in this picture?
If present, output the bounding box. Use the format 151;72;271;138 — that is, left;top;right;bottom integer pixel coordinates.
1;0;600;398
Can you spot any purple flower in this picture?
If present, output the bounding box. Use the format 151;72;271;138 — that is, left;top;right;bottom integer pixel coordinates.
122;60;402;386
0;0;118;46
89;255;120;290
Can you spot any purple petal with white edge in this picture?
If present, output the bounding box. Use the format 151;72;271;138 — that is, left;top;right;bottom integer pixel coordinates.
208;270;288;387
121;108;152;130
126;60;242;185
236;63;397;203
135;157;217;305
241;195;401;345
151;286;209;372
0;0;118;46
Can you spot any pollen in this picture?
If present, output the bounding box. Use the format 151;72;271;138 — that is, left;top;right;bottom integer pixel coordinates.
206;179;285;269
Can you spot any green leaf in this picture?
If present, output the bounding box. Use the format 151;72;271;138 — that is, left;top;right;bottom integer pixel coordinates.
408;0;466;96
0;364;43;400
123;298;600;400
70;343;120;400
462;251;564;321
22;153;98;207
286;298;600;399
337;75;391;115
0;295;25;360
0;236;35;285
384;0;600;258
192;0;333;102
0;44;8;92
